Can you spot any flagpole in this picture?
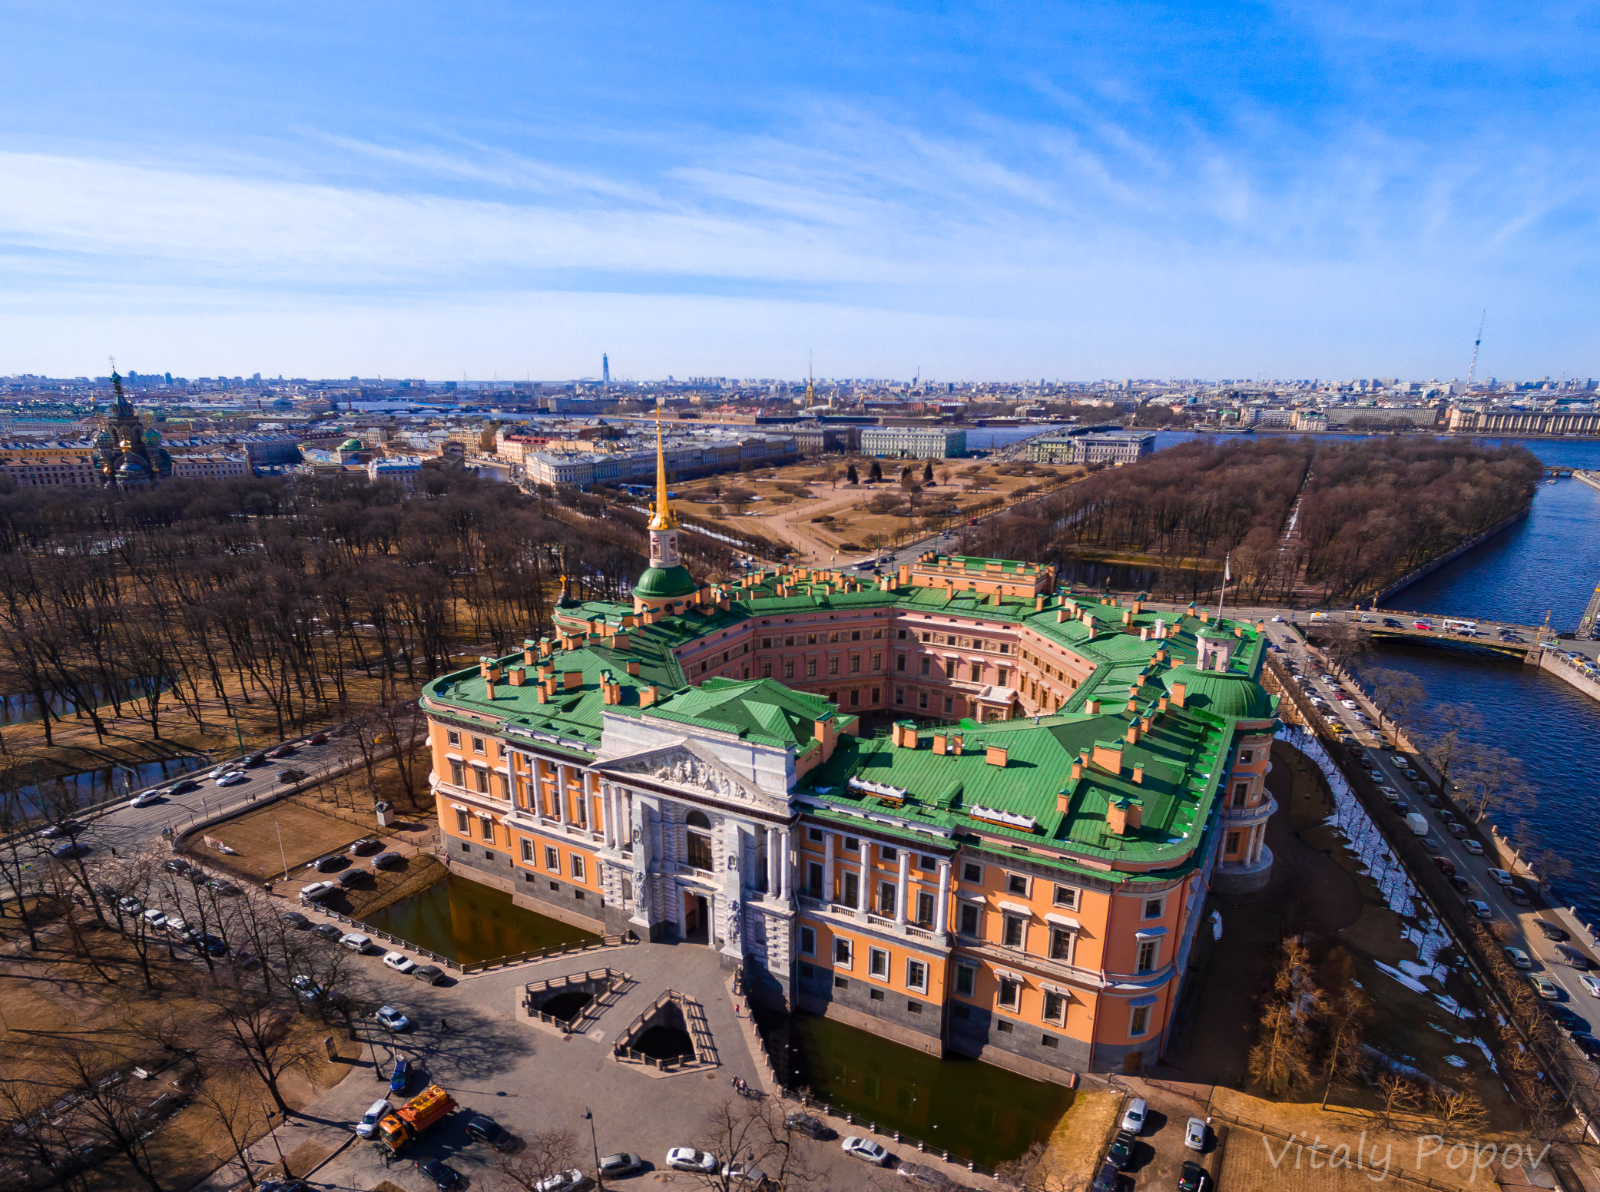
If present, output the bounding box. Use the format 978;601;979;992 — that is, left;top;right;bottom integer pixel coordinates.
1217;553;1229;623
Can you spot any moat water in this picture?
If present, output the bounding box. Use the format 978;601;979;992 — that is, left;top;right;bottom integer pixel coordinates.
360;872;597;964
754;1007;1074;1169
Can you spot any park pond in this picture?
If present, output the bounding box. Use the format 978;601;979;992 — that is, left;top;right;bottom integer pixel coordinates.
360;872;597;965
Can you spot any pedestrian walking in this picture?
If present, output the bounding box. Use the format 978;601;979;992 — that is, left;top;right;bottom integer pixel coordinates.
110;847;117;858
441;1018;451;1033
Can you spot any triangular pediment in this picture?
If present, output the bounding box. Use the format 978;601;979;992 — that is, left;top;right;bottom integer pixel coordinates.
595;739;784;814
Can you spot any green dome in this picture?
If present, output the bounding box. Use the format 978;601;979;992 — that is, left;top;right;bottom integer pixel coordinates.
633;565;698;600
338;438;364;451
1163;664;1275;721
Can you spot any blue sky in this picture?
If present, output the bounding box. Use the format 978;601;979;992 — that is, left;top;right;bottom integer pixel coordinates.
1;1;1597;381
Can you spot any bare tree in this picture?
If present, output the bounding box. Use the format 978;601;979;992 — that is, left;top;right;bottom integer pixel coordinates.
193;1077;272;1189
1375;1073;1424;1130
44;1039;171;1192
1426;1086;1489;1133
493;1128;581;1190
1363;666;1426;731
204;985;316;1116
1421;702;1483;787
1320;982;1373;1109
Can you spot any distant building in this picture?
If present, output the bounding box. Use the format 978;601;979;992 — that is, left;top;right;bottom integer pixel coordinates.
368;455;424;491
170;453;249;481
93;372;173;487
1027;431;1152;466
0;454;96;487
1448;407;1600;435
860;426;967;459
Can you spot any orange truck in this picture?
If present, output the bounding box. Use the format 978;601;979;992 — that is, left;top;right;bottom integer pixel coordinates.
376;1084;457;1152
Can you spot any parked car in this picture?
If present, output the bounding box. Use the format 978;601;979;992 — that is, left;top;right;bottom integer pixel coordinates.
232;951;260;970
51;841;90;859
194;933;227;956
1536;921;1571;942
1091;1159;1120;1192
1106;1129;1136;1169
340;932;374;953
1504;947;1534;970
1177;1160;1210;1192
206;877;242;896
1447;822;1470;838
41;820;84;839
841;1136;890;1165
1556;944;1593;970
298;881;338;904
1506;886;1532;906
291;974;325;1000
354;1098;390;1139
279;910;310;929
721;1162;768;1187
1184;1117;1208;1152
382;950;416;974
389;1056;410;1093
164;916;192;937
466;1113;518;1152
118;896;143;915
1462;839;1484;855
1581;974;1600;998
1548;1004;1587;1034
349;838;382;856
1487;868;1514;886
372;851;404;869
1466;900;1492;919
311;854;345;873
162;858;191;874
534;1170;590;1192
267;744;296;758
595;1153;642;1179
784;1112;827;1139
413;964;447;985
142;908;168;928
666;1148;718;1173
336;867;369;889
1571;1033;1600;1062
1432;857;1456;878
416;1158;461;1191
311;922;343;941
1120;1097;1147;1134
129;790;162;807
373;1005;410;1031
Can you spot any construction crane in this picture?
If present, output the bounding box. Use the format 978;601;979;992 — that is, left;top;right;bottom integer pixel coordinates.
1465;309;1486;388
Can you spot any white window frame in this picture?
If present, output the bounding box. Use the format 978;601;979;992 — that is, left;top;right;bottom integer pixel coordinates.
1052;884;1079;910
1005;871;1030;897
520;839;533;862
833;937;853;969
545;845;560;872
954;962;977;997
957;900;982;937
1042;989;1068;1025
446;729;461;747
1129;1003;1151;1036
868;946;890;979
1137;938;1159;973
997;976;1022;1011
905;959;928;993
799;926;816;956
1143;895;1165;920
570;855;585;882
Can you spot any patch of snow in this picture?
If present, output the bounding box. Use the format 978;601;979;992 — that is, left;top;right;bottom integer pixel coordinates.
1444;1055;1468;1068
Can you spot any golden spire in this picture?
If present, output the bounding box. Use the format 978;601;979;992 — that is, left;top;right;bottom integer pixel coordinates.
806;350;815;406
650;402;676;530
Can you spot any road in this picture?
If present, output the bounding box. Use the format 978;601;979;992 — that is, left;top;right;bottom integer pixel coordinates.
1263;621;1600;1045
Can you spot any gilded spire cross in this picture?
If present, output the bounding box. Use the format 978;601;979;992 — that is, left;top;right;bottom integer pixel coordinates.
651;403;676;531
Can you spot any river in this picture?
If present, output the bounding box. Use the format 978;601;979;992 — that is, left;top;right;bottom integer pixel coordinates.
1140;430;1600;925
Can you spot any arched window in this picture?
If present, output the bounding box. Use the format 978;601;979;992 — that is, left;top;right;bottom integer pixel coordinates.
685;809;713;870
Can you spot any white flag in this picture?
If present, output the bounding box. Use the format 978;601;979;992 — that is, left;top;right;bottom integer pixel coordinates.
1224;557;1231;582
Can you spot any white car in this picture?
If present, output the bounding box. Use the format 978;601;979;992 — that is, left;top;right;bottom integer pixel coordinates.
374;1005;410;1032
1487;868;1514;886
298;880;338;903
1580;974;1600;998
382;950;416;974
1271;615;1284;622
339;932;373;953
534;1170;591;1192
142;908;167;928
355;1098;390;1138
1340;699;1359;710
841;1136;890;1165
666;1148;718;1173
1184;1117;1207;1151
215;771;247;786
1462;840;1484;856
128;790;162;807
1120;1097;1147;1134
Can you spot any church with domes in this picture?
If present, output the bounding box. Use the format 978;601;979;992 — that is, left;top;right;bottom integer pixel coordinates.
95;370;172;488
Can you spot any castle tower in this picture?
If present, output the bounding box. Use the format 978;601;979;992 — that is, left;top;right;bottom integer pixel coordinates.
632;405;697;614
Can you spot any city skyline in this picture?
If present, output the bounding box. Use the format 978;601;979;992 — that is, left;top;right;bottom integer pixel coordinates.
2;3;1598;379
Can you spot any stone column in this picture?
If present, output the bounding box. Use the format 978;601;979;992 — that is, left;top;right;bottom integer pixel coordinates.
765;827;778;896
935;860;950;934
598;782;611;847
554;766;569;826
857;850;868;918
779;829;791;900
823;832;834;903
895;849;910;925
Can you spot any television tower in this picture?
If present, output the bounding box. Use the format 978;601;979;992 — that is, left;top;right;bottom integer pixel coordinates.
602;353;610;387
1465;310;1485;388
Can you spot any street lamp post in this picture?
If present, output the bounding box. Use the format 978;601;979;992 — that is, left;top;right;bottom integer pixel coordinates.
584;1107;602;1189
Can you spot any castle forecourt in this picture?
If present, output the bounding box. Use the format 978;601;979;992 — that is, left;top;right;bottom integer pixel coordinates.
418;413;1279;1080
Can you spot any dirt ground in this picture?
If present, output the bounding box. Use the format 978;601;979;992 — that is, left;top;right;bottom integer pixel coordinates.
1037;1088;1122;1189
0;910;361;1192
668;458;1078;561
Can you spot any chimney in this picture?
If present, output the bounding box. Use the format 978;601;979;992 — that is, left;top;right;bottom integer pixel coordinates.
1132;764;1144;785
1070;760;1083;781
1092;740;1123;773
1140;627;1150;641
477;655;490;677
985;745;1008;768
1057;608;1069;623
1256;620;1266;633
1035;595;1045;612
536;685;548;704
1170;682;1187;708
1198;609;1210;623
1106;795;1142;835
952;735;964;756
639;685;659;707
523;639;537;665
626;660;640;677
1122;609;1133;626
563;671;582;691
508;667;526;686
1126;698;1139;712
484;675;496;700
1125;723;1140;745
896;722;918;748
1158;694;1169;712
1085;699;1100;714
933;734;948;755
1235;626;1245;638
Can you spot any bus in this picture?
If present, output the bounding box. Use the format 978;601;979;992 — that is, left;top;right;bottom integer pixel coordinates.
1441;619;1478;636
